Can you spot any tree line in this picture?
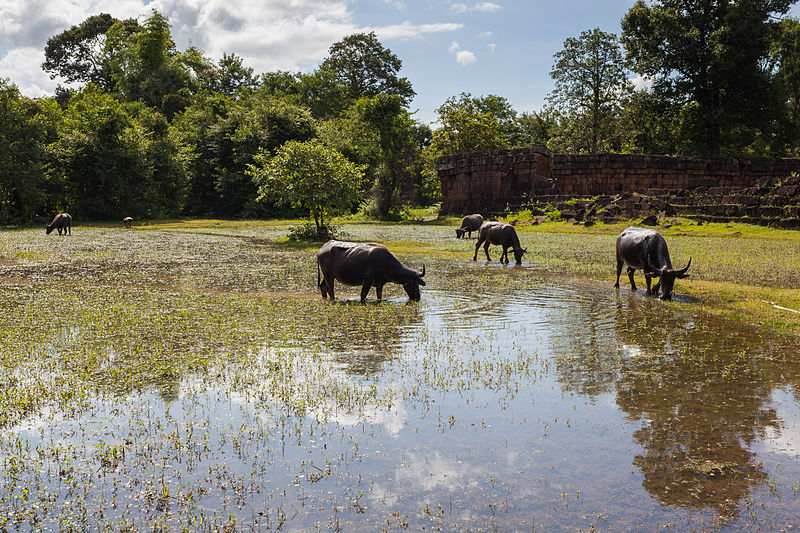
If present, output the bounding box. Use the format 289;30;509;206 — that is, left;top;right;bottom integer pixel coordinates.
2;0;800;227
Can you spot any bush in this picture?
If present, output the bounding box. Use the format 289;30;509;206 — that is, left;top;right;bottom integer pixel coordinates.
287;222;345;242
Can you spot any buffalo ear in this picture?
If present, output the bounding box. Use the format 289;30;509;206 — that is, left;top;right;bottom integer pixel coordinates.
418;278;426;286
678;273;690;279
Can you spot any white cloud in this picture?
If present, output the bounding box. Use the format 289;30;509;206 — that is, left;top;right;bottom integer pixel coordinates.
0;0;461;96
0;47;57;97
456;49;476;66
488;43;496;53
448;40;476;66
477;31;492;39
450;2;501;13
472;2;501;11
630;74;654;91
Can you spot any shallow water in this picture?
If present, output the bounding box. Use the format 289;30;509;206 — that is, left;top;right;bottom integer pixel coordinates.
1;226;800;531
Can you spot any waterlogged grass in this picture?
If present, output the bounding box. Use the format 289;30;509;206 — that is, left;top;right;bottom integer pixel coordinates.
1;220;800;530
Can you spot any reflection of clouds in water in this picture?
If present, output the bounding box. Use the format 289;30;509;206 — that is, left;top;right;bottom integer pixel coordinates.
396;452;477;491
763;388;800;455
622;344;646;359
223;345;408;435
326;399;407;436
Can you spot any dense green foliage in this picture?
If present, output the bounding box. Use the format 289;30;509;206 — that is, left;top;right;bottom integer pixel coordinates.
247;140;364;232
3;3;800;226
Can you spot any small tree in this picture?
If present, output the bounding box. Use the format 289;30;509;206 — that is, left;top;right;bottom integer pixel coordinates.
247;140;363;236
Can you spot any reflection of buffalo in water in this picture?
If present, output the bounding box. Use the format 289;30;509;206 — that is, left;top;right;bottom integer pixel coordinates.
46;213;72;235
615;227;690;300
473;221;526;264
316;240;426;302
455;214;483;239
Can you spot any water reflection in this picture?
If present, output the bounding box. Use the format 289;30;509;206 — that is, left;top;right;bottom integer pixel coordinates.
553;286;800;520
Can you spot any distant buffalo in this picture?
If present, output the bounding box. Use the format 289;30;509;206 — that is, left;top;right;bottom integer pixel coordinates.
614;227;691;300
316;240;426;302
123;217;133;228
46;213;72;235
455;214;483;239
473;221;527;264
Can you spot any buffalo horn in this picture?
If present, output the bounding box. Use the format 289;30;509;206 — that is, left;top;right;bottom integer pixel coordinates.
420;264;426;277
677;257;691;276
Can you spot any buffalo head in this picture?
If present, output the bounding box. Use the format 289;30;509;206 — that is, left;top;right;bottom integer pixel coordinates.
455;228;465;239
657;258;691;300
513;247;528;265
402;264;426;301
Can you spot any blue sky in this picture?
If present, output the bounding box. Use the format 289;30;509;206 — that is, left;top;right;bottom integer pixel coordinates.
2;0;800;125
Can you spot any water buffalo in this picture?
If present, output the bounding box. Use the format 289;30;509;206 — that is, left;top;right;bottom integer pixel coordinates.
45;213;72;235
123;217;133;228
473;221;527;264
316;240;426;302
455;214;483;238
614;227;691;300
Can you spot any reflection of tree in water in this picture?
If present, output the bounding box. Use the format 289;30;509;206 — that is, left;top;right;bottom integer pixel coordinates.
312;300;423;375
553;294;621;398
554;290;800;519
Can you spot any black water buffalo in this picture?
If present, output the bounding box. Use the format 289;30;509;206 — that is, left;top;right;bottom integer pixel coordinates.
455;214;483;238
45;213;72;235
123;216;133;228
614;227;691;300
316;240;426;302
473;221;527;264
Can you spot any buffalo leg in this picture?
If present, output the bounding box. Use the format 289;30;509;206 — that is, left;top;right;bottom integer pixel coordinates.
360;284;371;302
483;242;492;261
473;237;484;261
652;279;661;296
327;277;335;299
376;286;383;300
644;273;653;296
614;258;624;288
627;267;637;291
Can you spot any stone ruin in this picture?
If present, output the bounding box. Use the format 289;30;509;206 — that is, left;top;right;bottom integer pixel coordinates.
437;147;800;228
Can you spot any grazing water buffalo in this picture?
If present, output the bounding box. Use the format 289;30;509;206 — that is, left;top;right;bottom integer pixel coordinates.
123;216;133;228
473;221;527;264
316;240;426;302
614;227;691;300
455;214;483;238
45;213;72;235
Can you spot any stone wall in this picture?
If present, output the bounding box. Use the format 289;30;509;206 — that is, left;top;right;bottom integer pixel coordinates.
438;147;800;227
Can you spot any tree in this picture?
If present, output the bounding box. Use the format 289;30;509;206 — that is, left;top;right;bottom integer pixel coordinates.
548;28;631;153
50;88;185;219
428;93;510;155
356;95;426;216
42;13;141;91
199;53;258;97
172;92;317;217
247;140;364;233
321;32;415;105
0;79;61;224
105;10;196;118
515;107;559;148
771;18;800;154
622;0;793;156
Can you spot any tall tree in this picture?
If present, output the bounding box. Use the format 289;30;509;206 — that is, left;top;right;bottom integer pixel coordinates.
429;93;510;155
622;0;794;156
0;79;61;224
772;18;800;154
321;32;415;105
357;94;425;216
42;14;141;92
548;28;631;153
105;10;195;118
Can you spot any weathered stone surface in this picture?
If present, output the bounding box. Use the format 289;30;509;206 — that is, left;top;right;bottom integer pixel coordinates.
437;147;800;227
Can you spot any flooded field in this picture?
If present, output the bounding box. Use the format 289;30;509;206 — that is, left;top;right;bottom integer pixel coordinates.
1;223;800;531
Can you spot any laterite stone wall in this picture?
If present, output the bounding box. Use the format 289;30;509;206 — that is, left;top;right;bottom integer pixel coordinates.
438;148;800;226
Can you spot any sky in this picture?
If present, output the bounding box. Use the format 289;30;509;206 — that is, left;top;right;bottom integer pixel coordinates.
2;0;800;125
